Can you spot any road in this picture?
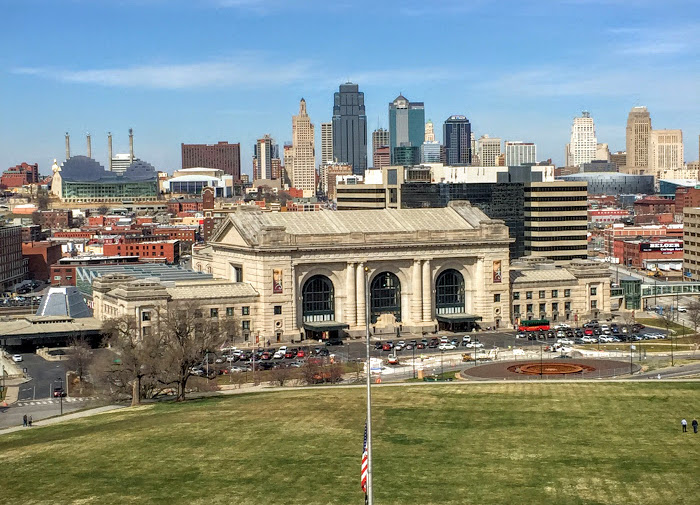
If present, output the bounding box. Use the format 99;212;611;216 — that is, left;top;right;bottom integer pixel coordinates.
0;397;98;429
15;353;68;401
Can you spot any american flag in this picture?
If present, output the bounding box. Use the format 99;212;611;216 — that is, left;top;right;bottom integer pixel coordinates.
361;421;369;495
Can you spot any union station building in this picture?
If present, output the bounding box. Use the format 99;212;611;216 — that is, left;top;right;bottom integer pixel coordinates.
192;202;513;343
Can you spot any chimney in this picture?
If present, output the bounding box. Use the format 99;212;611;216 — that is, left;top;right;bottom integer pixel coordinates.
65;132;70;160
129;128;134;162
108;132;113;171
86;132;92;158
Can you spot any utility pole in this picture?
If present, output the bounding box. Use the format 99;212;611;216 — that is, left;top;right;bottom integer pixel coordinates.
364;266;374;505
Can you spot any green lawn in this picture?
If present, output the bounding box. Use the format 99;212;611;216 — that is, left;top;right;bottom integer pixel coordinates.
1;383;699;505
636;317;693;335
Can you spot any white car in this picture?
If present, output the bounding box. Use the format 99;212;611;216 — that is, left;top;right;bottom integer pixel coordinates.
677;306;687;313
12;354;22;362
557;338;574;345
273;350;285;359
466;341;484;348
438;343;456;351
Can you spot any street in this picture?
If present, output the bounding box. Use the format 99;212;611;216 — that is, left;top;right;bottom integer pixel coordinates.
14;353;68;401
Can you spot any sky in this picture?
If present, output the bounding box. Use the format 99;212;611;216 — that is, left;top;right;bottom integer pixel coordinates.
1;0;699;177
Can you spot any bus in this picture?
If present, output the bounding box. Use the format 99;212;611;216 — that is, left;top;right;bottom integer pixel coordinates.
518;319;550;332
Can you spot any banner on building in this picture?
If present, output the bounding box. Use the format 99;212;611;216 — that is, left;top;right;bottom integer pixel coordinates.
639;242;682;254
493;260;502;283
272;268;283;294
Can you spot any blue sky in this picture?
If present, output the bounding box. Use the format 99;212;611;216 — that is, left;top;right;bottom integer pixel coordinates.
1;0;699;176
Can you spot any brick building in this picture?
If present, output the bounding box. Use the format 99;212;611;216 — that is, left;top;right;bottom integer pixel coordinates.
1;162;39;188
50;255;141;286
181;142;241;179
22;225;44;242
621;238;683;269
1;225;28;291
38;210;74;229
604;223;683;262
168;198;203;214
103;239;180;264
22;241;63;281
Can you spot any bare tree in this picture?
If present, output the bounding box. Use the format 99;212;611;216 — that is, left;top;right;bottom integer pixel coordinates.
66;335;93;396
35;189;49;211
686;301;700;336
268;365;295;387
155;302;228;401
102;316;163;406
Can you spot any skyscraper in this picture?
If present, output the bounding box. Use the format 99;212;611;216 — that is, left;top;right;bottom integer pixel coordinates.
650;129;684;179
421;141;441;163
332;82;367;175
389;95;425;164
253;135;276;180
505;141;537;167
286;99;316;196
477;135;502;167
425;120;435;142
625;106;652;174
443;115;472;165
372;128;389;156
565;111;597;167
321;123;333;164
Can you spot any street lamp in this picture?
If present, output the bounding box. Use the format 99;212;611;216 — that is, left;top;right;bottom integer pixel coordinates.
412;344;416;379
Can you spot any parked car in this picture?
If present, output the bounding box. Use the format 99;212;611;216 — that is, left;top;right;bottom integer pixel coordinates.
285;349;297;359
466;341;484;348
53;387;66;398
11;354;22;362
438;343;456;351
273;350;285;359
374;342;384;350
296;349;306;358
387;354;399;365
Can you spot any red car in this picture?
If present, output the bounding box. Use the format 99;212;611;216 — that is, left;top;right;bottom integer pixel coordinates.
296;349;306;358
584;328;594;336
285;349;297;359
261;352;272;360
382;343;392;351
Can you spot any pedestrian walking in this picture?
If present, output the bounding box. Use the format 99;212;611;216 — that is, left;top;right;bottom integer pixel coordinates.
23;414;27;427
28;415;32;427
682;418;687;432
693;419;698;434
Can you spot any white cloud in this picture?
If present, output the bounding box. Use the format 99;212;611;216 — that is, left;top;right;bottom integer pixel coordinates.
608;23;699;56
13;56;315;89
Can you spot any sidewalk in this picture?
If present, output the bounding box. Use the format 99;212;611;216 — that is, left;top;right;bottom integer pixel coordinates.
0;405;125;436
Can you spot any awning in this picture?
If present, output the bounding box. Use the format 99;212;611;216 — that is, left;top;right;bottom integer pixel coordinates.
303;320;350;331
436;313;483;323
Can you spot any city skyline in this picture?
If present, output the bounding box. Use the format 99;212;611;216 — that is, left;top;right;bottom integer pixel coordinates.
2;0;699;175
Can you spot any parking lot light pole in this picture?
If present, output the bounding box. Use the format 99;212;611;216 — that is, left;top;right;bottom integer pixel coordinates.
412;345;416;379
364;267;374;505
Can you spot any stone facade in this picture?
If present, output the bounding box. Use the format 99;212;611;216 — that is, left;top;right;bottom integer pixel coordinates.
192;203;512;342
509;258;612;325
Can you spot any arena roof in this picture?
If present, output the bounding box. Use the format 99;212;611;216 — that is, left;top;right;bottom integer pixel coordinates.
60;155;157;183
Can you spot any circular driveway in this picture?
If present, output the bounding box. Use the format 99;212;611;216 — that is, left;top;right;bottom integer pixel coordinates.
461;358;640;380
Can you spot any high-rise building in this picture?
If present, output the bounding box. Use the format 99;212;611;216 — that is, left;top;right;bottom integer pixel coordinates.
389;95;425;164
286;98;316;196
610;151;626;171
181;141;241;179
595;143;611;162
319;162;353;199
372;128;389;155
0;225;27;291
421;141;441;163
650;129;684;179
565;111;597;167
373;146;391;169
477;135;502;167
524;181;588;262
321;122;333;164
332;82;367;175
625;106;652;174
425;120;435;142
253;135;276;180
505;141;537;167
443;115;472;165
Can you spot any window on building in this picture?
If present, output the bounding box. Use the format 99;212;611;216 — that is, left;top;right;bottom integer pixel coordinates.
590;287;598;296
591;300;598;309
513;305;520;315
513;292;520;300
233;265;243;282
142;311;151;322
538;290;545;299
210;308;218;318
242;306;250;316
526;303;533;314
242;320;250;330
539;303;546;314
565;302;571;311
226;307;233;317
274;305;282;315
526;291;533;299
552;302;558;312
564;289;571;297
551;290;558;298
494;294;501;303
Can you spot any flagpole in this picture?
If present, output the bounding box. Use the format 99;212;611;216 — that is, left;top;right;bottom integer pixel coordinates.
365;266;373;505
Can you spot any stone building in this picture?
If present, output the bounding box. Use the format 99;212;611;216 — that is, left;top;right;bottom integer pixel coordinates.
509;258;612;324
192;203;512;342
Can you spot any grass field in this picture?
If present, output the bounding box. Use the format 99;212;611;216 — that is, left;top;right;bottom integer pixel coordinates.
2;383;699;505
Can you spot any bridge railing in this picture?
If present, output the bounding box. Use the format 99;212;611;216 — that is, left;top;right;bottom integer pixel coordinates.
641;283;700;298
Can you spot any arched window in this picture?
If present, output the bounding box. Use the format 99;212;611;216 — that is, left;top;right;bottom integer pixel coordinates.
302;275;334;322
370;272;401;323
435;269;465;315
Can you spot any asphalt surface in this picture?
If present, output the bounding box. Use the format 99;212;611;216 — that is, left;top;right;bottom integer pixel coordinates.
0;398;98;429
15;353;68;401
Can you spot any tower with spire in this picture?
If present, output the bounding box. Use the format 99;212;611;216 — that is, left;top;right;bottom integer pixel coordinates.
288;98;316;196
